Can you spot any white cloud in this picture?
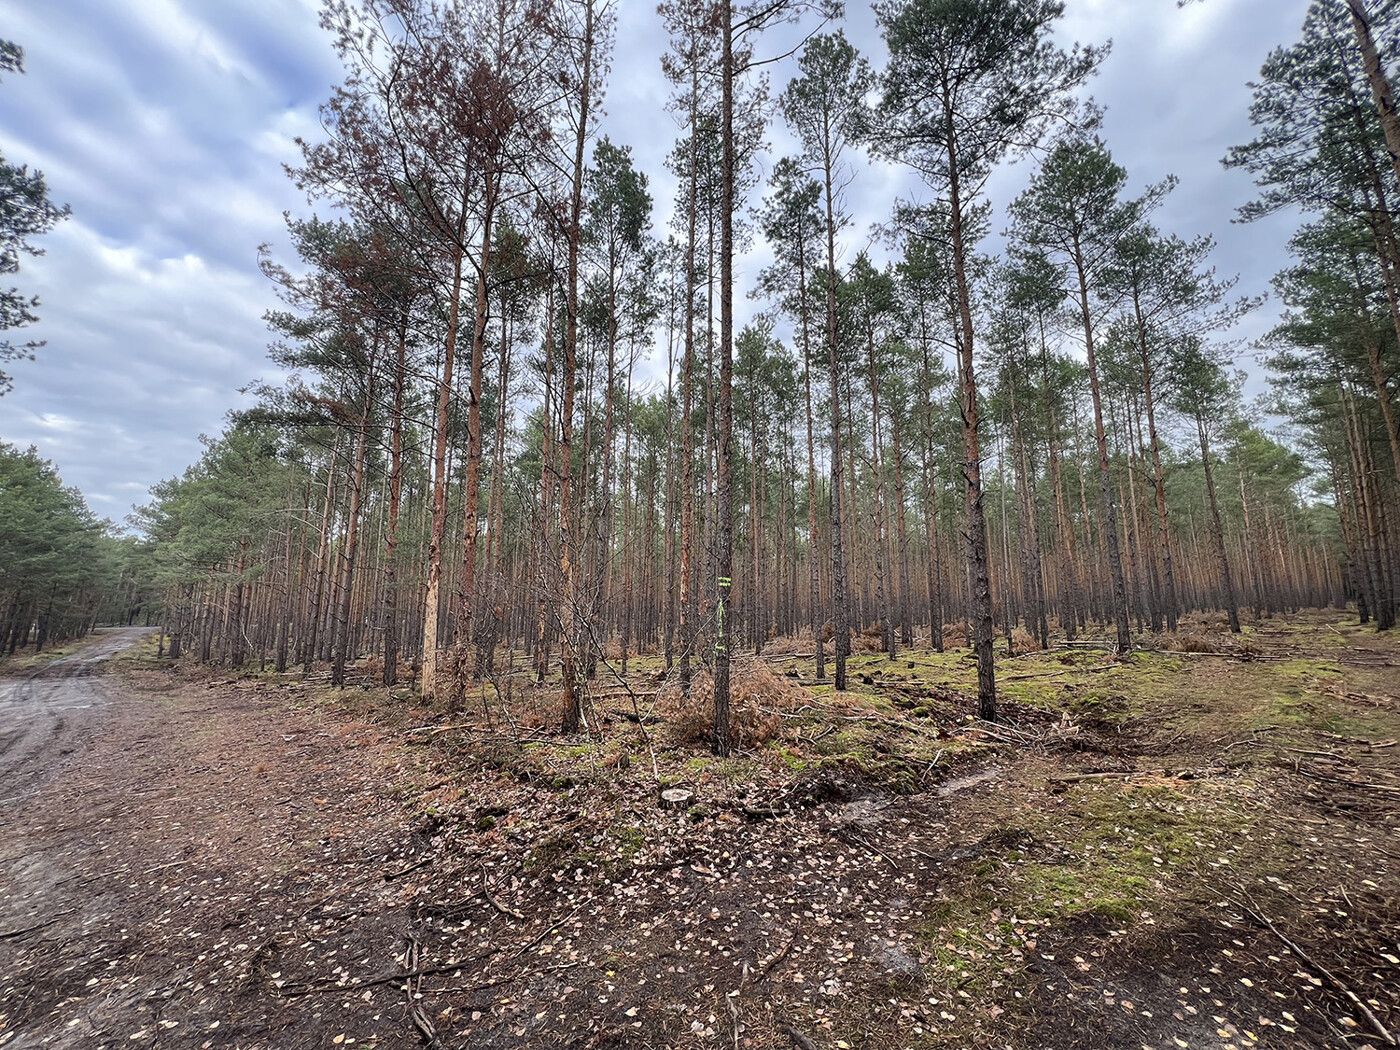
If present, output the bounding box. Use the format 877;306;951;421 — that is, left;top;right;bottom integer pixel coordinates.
0;0;1319;518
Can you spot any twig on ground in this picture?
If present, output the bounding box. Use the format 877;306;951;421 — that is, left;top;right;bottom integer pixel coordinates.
510;904;584;959
279;959;471;997
0;909;73;940
848;830;899;870
1047;767;1224;785
403;934;439;1046
754;929;796;984
781;1023;821;1050
1231;887;1397;1047
481;868;524;920
385;856;432;881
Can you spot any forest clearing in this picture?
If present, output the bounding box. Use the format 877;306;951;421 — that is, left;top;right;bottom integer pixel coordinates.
1;614;1397;1049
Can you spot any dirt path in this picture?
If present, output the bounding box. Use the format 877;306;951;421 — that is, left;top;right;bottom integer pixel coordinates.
0;629;153;806
0;635;423;1049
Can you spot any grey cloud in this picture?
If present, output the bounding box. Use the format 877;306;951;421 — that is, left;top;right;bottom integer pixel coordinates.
0;0;1318;519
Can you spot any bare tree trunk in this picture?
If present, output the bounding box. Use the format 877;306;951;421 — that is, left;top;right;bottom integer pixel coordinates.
944;113;996;719
333;360;376;687
712;0;736;755
383;314;408;686
303;438;340;673
454;183;498;704
796;235;824;679
822;159;850;691
537;273;556;684
560;0;596;734
1196;412;1241;633
422;202;469;700
1072;238;1131;653
867;323;894;657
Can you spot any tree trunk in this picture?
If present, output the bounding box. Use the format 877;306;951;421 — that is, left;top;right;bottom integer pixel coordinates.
560;0;595;733
1196;413;1241;633
1072;237;1132;653
422;201;469;700
944;105;996;720
712;0;736;755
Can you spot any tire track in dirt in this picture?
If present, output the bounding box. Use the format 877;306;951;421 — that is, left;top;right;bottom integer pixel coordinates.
0;629;153;807
0;642;424;1050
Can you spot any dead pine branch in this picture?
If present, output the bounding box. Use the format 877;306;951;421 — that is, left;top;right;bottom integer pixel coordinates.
403;934;440;1047
754;929;797;984
1231;888;1396;1047
385;856;432;881
0;910;72;940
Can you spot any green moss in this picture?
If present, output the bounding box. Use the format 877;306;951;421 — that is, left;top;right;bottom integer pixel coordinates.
812;729;867;758
776;748;809;771
1278;657;1344;680
613;825;646;855
917;779;1245;995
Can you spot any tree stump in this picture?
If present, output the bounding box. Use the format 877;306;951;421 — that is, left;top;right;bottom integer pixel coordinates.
659;787;694;809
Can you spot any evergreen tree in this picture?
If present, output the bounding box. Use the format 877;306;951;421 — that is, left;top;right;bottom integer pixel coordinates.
0;40;71;393
874;0;1103;717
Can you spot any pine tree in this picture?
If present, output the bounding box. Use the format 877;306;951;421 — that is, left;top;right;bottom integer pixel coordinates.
0;40;70;393
874;0;1103;718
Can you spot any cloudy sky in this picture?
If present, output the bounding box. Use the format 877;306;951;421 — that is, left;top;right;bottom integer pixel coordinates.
0;0;1312;521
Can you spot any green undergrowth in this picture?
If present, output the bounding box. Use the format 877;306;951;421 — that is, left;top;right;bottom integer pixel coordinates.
918;777;1252;995
111;630;165;667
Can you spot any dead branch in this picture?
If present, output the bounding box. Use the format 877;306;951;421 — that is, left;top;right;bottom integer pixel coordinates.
1047;767;1225;785
781;1023;822;1050
1233;889;1396;1047
481;869;525;921
385;856;432;881
753;929;796;984
0;909;72;940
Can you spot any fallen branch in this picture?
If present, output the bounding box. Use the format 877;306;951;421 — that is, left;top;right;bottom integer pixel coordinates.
404;723;478;739
1000;669;1072;682
403;935;439;1047
1047;767;1225;785
481;870;525;921
849;831;899;871
1234;892;1396;1047
278;958;471;997
1294;766;1400;796
385;857;433;882
510;905;584;960
0;909;73;940
1048;771;1143;784
781;1023;821;1050
754;929;796;984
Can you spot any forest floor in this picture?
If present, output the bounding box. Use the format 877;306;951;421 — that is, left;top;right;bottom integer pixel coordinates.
0;613;1397;1050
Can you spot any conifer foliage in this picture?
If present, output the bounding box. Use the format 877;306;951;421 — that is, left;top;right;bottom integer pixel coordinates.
0;39;70;394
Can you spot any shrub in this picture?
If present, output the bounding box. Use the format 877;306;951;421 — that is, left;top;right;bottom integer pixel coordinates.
658;661;805;749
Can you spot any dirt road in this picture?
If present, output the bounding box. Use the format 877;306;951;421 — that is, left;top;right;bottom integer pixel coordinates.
0;629;153;806
0;633;421;1049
